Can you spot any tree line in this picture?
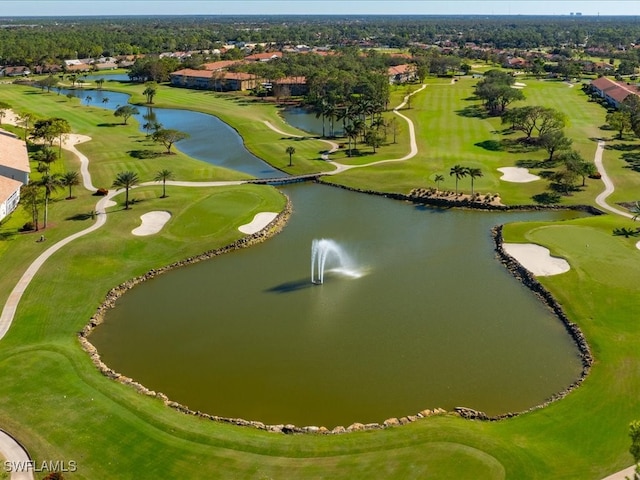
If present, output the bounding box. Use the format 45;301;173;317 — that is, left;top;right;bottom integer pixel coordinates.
2;15;640;66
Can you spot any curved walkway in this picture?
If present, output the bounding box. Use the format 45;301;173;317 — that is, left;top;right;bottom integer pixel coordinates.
594;139;638;479
594;140;634;219
263;84;426;175
0;429;33;480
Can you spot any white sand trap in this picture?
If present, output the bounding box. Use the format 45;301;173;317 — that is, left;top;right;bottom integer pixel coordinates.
514;82;526;87
636;240;640;251
503;243;570;276
132;211;171;236
498;167;540;183
238;212;278;234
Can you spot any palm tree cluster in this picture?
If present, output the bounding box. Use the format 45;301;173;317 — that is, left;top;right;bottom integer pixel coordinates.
112;169;175;208
448;165;484;195
311;95;387;156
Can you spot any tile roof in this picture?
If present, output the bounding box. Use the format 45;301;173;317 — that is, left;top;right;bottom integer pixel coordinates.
592;76;639;103
0;130;30;174
0;175;22;204
170;69;215;79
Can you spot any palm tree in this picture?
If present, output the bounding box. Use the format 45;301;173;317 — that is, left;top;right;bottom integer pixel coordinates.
39;173;62;228
17;112;34;142
33;147;57;173
449;165;468;195
60;171;80;199
112;171;140;209
630;201;640;221
95;78;105;90
154;169;174;198
314;99;327;138
323;102;337;138
344;124;357;156
467;167;483;196
286;146;296;167
433;174;445;191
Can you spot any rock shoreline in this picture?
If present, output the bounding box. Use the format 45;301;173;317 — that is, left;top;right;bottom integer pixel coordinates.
320;179;604;215
79;190;595;434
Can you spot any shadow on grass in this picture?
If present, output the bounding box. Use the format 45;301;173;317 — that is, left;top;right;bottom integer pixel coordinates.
606;143;640;152
128;149;162;159
475;140;504;151
532;192;562;204
97;123;118;127
501;138;540;154
455;105;489;119
516;158;559;169
0;230;17;241
621;152;640;172
66;212;96;221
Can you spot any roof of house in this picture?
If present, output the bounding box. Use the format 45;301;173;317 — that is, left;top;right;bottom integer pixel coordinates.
2;66;30;75
0;130;30;174
592;76;640;103
170;68;215;79
244;52;283;62
94;62;118;70
0;175;22;204
388;64;414;76
170;69;257;82
201;60;240;71
65;64;91;72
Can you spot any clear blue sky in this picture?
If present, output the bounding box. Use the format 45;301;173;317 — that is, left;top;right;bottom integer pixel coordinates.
0;1;638;17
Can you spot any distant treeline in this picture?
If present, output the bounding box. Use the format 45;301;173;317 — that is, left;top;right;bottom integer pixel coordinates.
1;15;640;64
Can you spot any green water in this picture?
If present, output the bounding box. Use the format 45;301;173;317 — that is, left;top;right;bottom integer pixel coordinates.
91;183;584;428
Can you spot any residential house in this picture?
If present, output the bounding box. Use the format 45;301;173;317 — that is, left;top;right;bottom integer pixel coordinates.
0;130;30;222
591;76;640;108
221;72;260;91
387;64;416;84
272;76;308;97
244;52;283;62
169;69;214;89
0;176;22;222
0;66;31;77
169;69;260;91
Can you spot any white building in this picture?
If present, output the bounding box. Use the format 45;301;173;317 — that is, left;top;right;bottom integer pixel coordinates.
0;130;30;222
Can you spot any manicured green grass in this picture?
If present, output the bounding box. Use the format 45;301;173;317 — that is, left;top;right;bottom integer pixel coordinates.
0;75;640;479
323;77;617;207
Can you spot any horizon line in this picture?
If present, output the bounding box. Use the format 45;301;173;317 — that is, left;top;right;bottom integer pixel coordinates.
0;13;634;18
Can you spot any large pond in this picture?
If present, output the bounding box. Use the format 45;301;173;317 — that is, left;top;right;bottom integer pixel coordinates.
81;87;584;427
90;186;583;427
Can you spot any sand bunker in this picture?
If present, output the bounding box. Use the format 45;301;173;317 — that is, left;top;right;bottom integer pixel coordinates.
132;211;171;236
238;212;278;234
498;167;540;183
503;243;570;276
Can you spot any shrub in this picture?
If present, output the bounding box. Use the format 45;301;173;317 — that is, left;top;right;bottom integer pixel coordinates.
93;188;108;196
20;222;35;232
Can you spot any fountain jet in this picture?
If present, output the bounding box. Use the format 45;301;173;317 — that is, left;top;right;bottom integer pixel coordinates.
311;239;354;284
